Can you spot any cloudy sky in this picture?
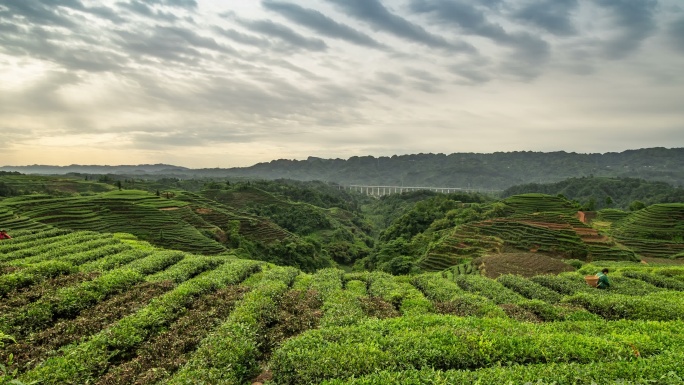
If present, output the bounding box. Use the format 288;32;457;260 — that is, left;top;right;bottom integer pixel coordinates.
1;0;683;167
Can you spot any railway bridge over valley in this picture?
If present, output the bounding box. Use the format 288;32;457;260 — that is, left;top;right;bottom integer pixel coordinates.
342;185;502;197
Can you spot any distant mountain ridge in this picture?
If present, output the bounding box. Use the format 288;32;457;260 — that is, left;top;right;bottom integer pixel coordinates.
3;147;684;189
0;164;189;175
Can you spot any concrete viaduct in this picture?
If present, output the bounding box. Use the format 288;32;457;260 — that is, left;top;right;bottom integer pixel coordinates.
342;185;501;196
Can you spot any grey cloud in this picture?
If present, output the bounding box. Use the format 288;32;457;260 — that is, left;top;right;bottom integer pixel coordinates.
446;55;492;85
0;0;79;28
0;20;23;34
1;0;127;27
409;0;550;80
50;46;127;72
238;19;328;51
192;75;364;127
409;0;508;41
402;68;444;93
146;0;198;9
117;1;153;17
117;0;179;22
667;17;684;53
83;6;127;24
158;26;231;53
115;29;204;64
448;66;491;85
477;0;505;8
376;71;403;84
262;1;385;49
498;32;550;80
133;131;211;148
325;0;474;52
213;26;273;49
597;0;658;59
115;25;234;66
364;72;403;96
512;0;578;36
0;23;126;72
405;68;441;83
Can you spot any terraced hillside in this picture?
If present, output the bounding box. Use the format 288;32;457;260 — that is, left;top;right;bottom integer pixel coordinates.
0;191;227;254
0;174;115;196
501;193;579;215
0;190;304;256
418;228;503;271
611;204;684;258
1;230;683;384
447;210;638;263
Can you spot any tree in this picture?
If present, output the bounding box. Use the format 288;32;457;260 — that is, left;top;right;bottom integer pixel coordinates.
629;200;646;211
582;198;596;211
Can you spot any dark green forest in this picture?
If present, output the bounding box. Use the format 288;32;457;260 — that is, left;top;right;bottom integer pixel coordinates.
3;147;684;190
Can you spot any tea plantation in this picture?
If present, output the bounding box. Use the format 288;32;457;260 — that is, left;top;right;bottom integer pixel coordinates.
2;177;684;384
1;229;684;384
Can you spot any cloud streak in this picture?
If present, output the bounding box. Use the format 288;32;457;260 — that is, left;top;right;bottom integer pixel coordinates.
262;1;385;49
325;0;474;52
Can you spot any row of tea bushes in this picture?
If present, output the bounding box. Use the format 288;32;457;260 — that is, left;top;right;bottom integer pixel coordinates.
0;232;120;263
166;265;298;384
20;259;262;384
270;315;684;385
563;291;684;321
320;350;684;385
0;251;184;337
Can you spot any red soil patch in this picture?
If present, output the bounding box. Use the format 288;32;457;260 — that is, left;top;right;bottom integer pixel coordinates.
195;208;213;214
158;207;180;211
476;253;576;279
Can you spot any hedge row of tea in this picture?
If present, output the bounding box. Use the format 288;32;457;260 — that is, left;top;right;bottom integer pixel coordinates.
271;316;684;384
2;230;684;384
266;263;684;384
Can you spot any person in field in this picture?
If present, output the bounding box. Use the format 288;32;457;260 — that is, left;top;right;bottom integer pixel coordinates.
596;268;610;289
0;230;11;240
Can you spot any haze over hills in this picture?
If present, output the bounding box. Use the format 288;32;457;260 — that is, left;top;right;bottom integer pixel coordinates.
2;147;684;190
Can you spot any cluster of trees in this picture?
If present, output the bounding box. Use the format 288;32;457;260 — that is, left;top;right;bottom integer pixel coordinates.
248;204;332;235
0;181;19;197
358;192;494;274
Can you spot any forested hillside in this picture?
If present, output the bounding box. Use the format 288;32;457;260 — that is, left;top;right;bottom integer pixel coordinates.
3;147;684;190
503;177;684;210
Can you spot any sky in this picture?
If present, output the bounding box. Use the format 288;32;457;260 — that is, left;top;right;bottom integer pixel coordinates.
1;0;683;168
